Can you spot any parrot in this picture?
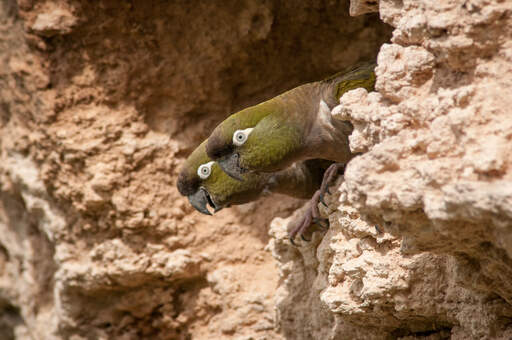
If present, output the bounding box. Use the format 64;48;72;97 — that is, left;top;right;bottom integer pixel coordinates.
205;62;375;177
205;62;376;239
177;140;332;220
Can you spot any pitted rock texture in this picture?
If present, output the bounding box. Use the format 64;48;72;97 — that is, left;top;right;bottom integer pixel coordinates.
0;0;390;339
338;0;512;306
350;0;380;16
269;0;512;339
271;189;512;339
6;0;512;339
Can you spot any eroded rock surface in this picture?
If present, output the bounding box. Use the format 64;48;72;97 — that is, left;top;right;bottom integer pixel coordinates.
271;0;512;339
3;0;512;339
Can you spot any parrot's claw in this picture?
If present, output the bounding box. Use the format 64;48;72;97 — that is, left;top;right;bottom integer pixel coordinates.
319;163;344;196
319;189;331;206
301;234;311;242
288;191;329;245
289;237;298;246
288;204;313;245
320;197;328;208
317;163;345;209
313;218;329;229
287;163;346;245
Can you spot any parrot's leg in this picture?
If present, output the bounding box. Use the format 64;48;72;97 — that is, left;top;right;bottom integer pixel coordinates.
310;190;329;229
289;205;313;246
288;164;346;245
289;190;329;245
318;163;345;207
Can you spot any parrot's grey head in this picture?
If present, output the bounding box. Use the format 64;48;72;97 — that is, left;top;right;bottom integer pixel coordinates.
177;141;224;215
177;141;269;215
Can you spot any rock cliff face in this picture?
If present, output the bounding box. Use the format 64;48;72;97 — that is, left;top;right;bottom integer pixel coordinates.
270;0;512;339
1;0;511;339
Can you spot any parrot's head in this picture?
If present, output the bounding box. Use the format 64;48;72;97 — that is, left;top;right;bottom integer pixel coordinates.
208;109;303;180
177;141;268;215
207;100;285;180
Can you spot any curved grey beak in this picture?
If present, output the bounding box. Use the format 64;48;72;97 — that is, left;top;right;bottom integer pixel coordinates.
188;189;212;215
217;153;244;181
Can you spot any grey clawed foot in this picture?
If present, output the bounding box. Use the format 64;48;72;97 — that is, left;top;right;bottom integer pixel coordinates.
310;190;322;218
318;163;345;208
289;207;313;246
320;199;328;208
288;163;345;245
313;218;329;229
288;189;329;246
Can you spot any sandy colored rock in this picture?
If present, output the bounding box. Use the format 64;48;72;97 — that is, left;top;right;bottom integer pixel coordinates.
4;0;512;338
268;0;512;339
271;0;512;338
30;6;77;37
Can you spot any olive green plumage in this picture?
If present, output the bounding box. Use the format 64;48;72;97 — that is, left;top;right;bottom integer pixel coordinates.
206;100;284;159
177;141;266;214
324;62;377;101
177;140;330;215
205;62;377;179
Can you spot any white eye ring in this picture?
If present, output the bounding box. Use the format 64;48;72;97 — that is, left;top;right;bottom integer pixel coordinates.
197;161;215;179
233;128;254;146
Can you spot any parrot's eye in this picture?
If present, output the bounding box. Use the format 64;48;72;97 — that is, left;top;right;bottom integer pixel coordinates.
232;128;254;146
197;161;215;179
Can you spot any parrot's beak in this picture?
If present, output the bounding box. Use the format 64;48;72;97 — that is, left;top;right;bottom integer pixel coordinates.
217;153;244;181
188;188;215;215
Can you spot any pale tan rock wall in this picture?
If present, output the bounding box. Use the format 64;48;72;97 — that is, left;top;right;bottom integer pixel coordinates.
271;0;512;339
3;0;512;339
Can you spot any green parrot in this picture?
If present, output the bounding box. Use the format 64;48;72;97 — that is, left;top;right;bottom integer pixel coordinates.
205;62;376;179
177;140;331;217
204;62;376;239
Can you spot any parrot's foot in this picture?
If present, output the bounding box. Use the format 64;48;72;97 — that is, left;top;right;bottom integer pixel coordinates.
288;163;346;245
318;163;345;207
289;190;329;245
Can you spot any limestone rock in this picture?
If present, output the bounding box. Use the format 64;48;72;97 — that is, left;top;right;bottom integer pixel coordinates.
30;6;77;37
4;0;512;338
291;0;512;338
